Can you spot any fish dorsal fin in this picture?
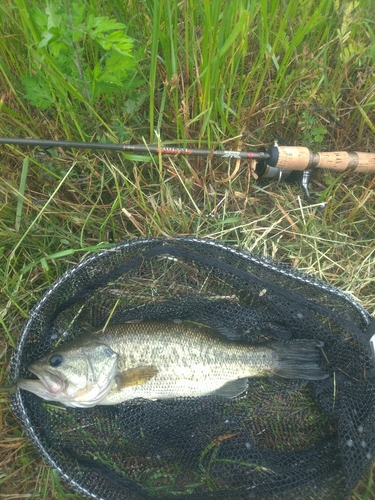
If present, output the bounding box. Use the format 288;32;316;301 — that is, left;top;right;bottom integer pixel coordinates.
115;366;158;390
211;378;248;398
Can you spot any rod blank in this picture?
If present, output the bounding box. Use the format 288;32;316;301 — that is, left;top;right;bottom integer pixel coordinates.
0;137;269;160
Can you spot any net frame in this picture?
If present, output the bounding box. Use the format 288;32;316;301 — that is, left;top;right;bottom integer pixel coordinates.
9;237;375;500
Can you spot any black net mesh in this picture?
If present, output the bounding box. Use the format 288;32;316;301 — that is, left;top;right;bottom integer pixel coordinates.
9;237;375;500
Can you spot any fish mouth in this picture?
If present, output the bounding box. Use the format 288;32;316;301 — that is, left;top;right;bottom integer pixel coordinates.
27;365;65;395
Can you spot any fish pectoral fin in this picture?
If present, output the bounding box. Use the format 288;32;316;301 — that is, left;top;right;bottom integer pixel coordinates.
211;378;248;399
115;366;158;390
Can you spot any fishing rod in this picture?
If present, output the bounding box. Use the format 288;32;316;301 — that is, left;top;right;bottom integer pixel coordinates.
1;136;374;172
1;136;375;202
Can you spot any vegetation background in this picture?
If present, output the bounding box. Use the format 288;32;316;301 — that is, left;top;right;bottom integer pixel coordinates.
0;0;374;497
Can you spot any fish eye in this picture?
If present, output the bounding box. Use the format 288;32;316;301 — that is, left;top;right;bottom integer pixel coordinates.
49;354;63;367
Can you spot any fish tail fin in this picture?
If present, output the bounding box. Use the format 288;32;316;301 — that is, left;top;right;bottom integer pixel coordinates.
273;339;328;380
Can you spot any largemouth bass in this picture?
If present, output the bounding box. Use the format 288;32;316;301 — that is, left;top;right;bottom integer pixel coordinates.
17;321;327;408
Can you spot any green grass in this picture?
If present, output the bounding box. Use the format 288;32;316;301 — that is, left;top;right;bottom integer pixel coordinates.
0;0;375;497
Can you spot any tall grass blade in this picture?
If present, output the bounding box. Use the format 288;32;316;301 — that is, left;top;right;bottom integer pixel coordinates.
15;157;29;233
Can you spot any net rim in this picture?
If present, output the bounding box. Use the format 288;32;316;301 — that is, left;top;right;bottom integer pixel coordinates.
9;237;374;500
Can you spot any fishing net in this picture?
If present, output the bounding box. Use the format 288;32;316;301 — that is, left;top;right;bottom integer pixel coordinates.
9;237;375;500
